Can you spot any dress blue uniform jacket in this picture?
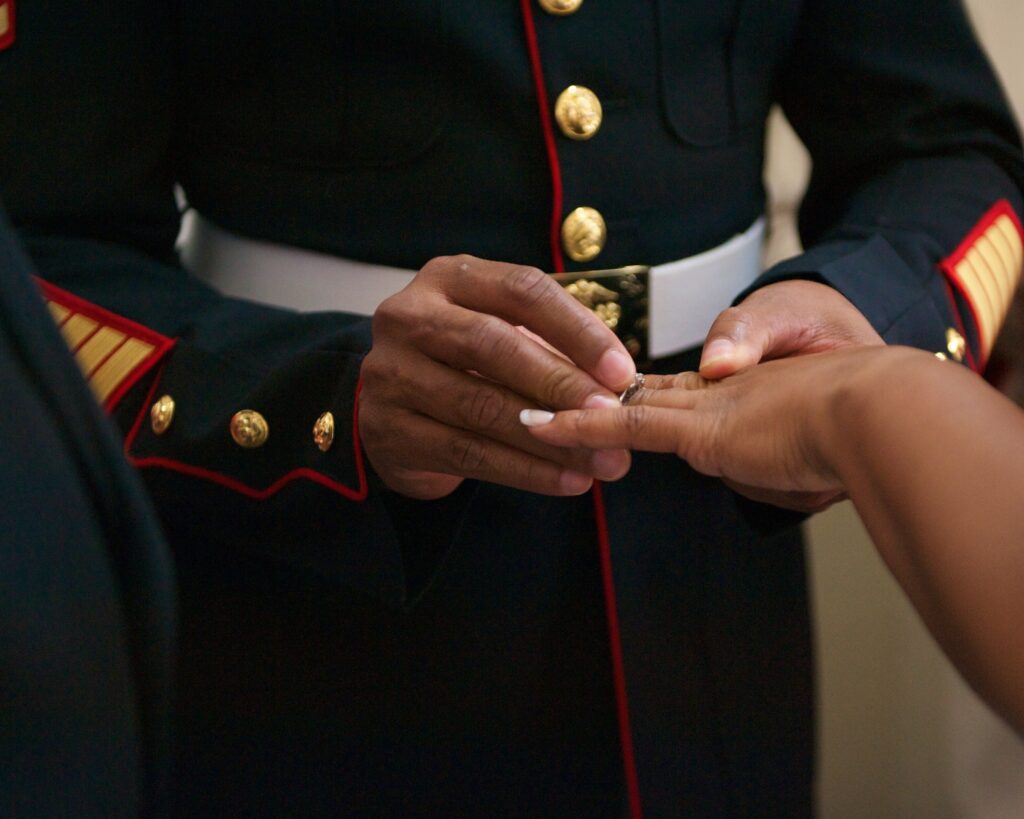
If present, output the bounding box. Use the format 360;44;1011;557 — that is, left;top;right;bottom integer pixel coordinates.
2;0;1022;816
0;208;175;818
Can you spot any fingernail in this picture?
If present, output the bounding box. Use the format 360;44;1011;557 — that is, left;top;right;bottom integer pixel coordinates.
560;470;594;495
700;339;735;368
582;393;621;410
520;409;555;427
592;449;629;481
596;349;635;390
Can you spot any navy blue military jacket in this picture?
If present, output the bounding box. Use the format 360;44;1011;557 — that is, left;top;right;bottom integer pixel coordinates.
0;207;175;818
1;1;1023;816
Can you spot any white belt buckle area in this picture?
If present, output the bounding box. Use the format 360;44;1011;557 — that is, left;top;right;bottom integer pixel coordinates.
648;217;765;358
180;210;765;361
553;218;765;360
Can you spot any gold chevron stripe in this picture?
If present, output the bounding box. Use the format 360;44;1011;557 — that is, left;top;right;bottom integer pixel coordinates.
994;215;1024;276
975;236;1011;307
40;281;173;411
89;338;155;404
46;301;70;325
965;246;1003;316
75;326;127;377
945;207;1024;362
955;256;999;354
59;313;99;350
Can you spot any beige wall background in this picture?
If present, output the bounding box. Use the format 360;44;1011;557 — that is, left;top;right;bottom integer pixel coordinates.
763;2;1024;816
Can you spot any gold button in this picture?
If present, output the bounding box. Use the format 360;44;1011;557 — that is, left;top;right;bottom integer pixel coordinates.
934;352;949;361
313;411;335;453
230;410;269;449
538;0;583;15
554;85;602;140
945;327;966;363
562;207;607;263
150;395;175;435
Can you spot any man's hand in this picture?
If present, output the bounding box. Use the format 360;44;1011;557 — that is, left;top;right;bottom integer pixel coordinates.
698;280;884;379
683;278;882;510
359;255;636;500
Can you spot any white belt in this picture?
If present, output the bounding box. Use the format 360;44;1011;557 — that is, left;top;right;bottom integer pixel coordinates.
179;210;765;359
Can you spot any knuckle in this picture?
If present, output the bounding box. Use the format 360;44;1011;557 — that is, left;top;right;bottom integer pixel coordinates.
449;435;489;475
622;406;650;436
424;253;479;288
373;292;417;336
714;305;753;332
674;371;710;390
465;384;508;430
570;408;593;438
359;348;400;387
466;315;518;363
420;255;453;276
538;365;585;408
504;265;557;309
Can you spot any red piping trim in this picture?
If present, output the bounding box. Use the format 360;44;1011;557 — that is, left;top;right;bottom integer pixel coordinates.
520;0;565;273
592;482;643;819
36;278;177;413
37;278;174;351
943;199;1022;267
938;199;1023;370
123;367;369;502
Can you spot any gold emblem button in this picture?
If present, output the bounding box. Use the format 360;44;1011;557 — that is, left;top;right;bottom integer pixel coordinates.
313;411;336;453
562;207;607;263
150;395;175;435
230;410;269;449
945;327;966;363
555;85;602;141
538;0;583;15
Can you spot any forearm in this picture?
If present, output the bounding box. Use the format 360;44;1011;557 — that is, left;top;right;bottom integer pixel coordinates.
828;347;1024;731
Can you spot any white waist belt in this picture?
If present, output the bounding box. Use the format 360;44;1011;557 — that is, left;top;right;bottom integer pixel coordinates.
179;211;765;359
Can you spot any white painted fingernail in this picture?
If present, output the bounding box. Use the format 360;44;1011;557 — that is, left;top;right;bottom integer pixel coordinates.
520;409;555;427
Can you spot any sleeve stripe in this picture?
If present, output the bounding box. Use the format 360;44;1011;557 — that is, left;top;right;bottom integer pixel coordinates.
996;215;1024;274
38;280;175;412
986;228;1017;284
59;313;99;349
954;258;998;353
965;247;1003;322
976;238;1011;306
90;339;157;404
47;301;71;324
75;326;127;378
940;200;1024;367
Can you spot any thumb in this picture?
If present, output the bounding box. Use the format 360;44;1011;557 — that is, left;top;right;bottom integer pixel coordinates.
698;305;773;379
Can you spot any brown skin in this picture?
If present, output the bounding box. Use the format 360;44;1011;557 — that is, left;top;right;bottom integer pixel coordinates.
360;272;880;502
698;279;884;512
527;346;1024;735
358;254;636;500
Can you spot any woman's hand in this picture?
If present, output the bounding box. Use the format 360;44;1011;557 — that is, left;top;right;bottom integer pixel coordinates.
522;347;923;511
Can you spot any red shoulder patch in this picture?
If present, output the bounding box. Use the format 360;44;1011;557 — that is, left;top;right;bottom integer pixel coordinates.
0;1;15;51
